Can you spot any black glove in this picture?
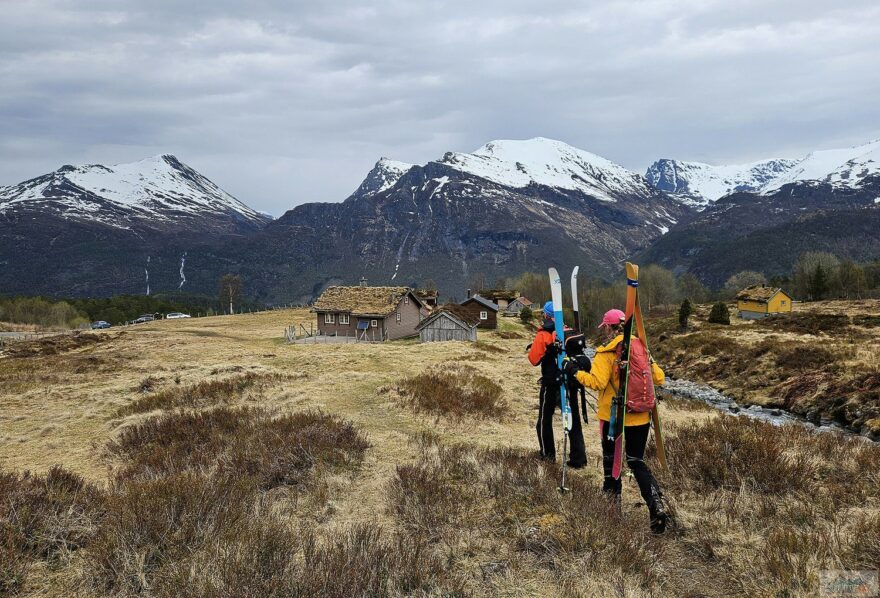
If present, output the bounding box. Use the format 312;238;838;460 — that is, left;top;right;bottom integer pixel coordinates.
563;357;581;379
574;354;592;373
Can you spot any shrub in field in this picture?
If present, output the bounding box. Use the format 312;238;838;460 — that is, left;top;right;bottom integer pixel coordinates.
84;473;255;595
0;466;104;596
398;364;507;419
707;302;730;325
664;417;816;495
388;438;663;591
774;346;837;371
107;407;370;489
154;519;447;598
119;371;290;416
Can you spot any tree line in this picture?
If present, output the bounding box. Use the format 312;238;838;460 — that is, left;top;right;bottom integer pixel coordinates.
496;253;880;329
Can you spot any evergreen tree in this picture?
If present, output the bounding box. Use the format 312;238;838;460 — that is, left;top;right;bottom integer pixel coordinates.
708;301;730;325
678;298;693;330
809;263;829;301
519;306;533;325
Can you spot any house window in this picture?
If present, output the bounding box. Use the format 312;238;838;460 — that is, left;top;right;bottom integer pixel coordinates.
340;313;350;324
480;311;488;320
780;300;786;306
371;319;377;328
324;313;335;324
404;296;409;304
396;312;401;323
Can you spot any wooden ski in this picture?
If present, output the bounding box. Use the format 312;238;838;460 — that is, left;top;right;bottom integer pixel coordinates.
609;262;638;480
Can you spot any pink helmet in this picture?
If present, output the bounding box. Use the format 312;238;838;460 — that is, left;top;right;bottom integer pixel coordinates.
599;308;625;329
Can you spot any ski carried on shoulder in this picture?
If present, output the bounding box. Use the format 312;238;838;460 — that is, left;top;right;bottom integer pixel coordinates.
609;262;638;480
571;266;580;332
633;285;668;471
548;267;572;492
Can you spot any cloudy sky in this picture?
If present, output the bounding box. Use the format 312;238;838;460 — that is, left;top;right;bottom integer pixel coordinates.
1;0;878;215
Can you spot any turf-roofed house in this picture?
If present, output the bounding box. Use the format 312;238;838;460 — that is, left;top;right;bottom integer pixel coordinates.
312;285;427;341
735;285;794;320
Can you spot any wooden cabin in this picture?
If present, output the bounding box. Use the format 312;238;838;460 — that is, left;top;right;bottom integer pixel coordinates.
735;285;793;320
417;304;480;343
503;296;533;317
414;289;439;310
477;289;519;311
312;286;425;340
458;294;499;329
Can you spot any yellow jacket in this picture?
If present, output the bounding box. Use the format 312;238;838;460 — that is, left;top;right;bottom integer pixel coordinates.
574;334;664;426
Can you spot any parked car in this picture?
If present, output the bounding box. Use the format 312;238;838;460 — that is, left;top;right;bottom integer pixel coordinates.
132;314;155;324
90;321;111;329
166;312;192;319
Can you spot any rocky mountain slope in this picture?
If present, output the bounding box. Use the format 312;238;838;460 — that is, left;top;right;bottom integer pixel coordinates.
640;175;880;286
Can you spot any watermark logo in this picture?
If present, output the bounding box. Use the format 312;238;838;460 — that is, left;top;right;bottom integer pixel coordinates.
820;570;878;597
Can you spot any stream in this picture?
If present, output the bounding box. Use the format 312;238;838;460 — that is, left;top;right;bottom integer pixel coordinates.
581;347;874;442
660;378;875;441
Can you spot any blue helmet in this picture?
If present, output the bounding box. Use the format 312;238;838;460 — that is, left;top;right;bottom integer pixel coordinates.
542;300;554;318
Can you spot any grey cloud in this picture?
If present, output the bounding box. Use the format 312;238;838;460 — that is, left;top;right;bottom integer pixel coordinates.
1;0;878;215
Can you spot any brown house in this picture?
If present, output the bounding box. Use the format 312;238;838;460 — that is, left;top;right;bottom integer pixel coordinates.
458;294;499;329
312;286;425;341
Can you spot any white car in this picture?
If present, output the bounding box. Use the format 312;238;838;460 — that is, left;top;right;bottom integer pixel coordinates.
165;312;192;319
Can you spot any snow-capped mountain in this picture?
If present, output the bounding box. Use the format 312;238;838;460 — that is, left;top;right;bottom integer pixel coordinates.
253;137;690;299
0;154;268;230
439;137;652;203
760;139;880;192
348;157;414;200
645;158;799;208
646;139;880;208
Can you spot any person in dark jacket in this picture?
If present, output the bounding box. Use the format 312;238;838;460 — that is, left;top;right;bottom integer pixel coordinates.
528;301;586;466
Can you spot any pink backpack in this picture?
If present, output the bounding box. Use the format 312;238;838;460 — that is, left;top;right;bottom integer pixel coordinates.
614;337;656;413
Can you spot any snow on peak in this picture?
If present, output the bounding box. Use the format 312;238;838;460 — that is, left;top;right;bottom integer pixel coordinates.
0;154;265;226
438;137;652;202
645;157;799;208
760;139;880;192
350;157;415;199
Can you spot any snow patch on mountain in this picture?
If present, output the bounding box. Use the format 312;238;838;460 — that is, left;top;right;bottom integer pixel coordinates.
761;139;880;192
439;137;653;203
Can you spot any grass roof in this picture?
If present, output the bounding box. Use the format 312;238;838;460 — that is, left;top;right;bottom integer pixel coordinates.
313;286;413;316
434;303;481;327
736;285;785;303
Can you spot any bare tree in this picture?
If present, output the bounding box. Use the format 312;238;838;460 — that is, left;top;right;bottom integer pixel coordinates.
219;274;242;315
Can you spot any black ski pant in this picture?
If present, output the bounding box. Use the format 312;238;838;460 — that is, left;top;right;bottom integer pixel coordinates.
536;380;586;465
599;419;662;509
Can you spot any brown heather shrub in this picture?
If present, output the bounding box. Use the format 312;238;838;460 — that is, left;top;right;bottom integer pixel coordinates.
118;371;291;416
107;407;370;489
388;438;663;591
0;466;104;596
84;473;256;595
774;345;837;371
758;313;850;335
663;417;817;495
150;519;448;598
398;363;507;419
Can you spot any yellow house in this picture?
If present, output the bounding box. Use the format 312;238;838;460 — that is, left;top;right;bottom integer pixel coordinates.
735;285;794;320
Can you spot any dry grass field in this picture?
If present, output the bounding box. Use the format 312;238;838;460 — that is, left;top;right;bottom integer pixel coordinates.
1;309;878;596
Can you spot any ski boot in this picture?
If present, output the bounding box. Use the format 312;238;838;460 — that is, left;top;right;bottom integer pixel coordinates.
648;489;668;534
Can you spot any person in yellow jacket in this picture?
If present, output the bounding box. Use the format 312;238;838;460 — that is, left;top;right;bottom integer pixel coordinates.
564;308;668;533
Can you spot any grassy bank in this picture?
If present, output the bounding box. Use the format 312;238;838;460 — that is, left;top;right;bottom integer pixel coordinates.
650;299;880;438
